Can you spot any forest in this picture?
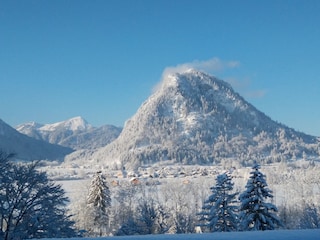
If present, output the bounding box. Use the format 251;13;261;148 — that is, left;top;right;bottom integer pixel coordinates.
1;150;319;239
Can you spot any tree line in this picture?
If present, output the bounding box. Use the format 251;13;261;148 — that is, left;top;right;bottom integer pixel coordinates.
71;164;320;237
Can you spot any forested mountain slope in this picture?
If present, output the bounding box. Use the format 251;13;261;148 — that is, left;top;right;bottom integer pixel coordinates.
65;70;319;169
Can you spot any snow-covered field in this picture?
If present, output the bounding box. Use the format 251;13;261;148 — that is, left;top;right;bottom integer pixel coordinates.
35;229;320;240
53;161;320;208
37;160;320;239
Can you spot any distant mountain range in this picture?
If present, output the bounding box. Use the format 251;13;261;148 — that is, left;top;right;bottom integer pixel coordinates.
0;119;73;161
3;70;319;167
16;116;122;150
65;70;319;170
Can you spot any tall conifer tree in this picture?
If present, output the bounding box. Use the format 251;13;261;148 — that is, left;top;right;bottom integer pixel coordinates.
87;171;111;236
239;164;282;231
199;172;238;232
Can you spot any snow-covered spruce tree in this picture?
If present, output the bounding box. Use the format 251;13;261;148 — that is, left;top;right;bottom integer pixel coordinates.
86;171;111;236
0;151;76;240
239;164;282;231
198;172;238;232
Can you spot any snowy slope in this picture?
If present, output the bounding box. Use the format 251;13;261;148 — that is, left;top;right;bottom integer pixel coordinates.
66;70;319;170
57;124;122;150
16;116;122;150
0;118;73;161
34;229;320;240
39;116;91;132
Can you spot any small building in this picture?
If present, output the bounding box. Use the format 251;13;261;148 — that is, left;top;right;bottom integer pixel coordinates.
130;177;140;185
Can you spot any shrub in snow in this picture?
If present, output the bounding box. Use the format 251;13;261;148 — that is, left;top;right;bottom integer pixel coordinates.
115;186;170;236
299;203;320;229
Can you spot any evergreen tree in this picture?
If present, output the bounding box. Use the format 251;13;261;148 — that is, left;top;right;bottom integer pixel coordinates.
86;171;111;236
0;151;76;240
199;172;238;232
239;164;282;231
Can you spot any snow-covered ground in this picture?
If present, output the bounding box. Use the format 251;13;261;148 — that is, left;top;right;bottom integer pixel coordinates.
35;229;320;240
38;161;320;239
53;161;320;208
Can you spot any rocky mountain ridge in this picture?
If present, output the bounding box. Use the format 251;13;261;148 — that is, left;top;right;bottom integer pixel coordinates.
16;116;122;150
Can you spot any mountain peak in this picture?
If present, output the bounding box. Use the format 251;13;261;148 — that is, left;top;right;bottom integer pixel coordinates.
39;116;91;132
63;116;91;131
160;69;232;95
16;117;122;150
82;70;318;170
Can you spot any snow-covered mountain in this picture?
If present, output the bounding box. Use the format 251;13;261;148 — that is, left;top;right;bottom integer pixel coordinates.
0;118;73;161
16;116;122;150
66;70;319;170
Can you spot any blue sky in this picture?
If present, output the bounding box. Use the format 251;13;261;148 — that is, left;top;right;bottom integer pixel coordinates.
1;0;319;136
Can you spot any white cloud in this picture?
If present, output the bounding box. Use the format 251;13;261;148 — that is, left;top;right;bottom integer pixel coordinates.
225;77;267;99
162;57;240;78
154;57;240;93
245;90;267;98
155;57;265;99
